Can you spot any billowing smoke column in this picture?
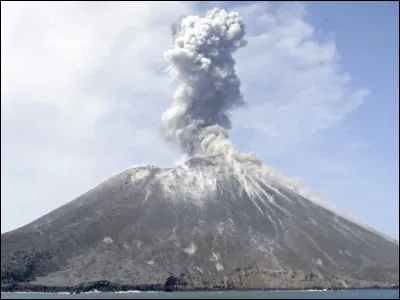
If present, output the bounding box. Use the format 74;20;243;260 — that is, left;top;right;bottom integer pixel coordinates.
162;8;247;158
161;8;313;208
161;8;295;211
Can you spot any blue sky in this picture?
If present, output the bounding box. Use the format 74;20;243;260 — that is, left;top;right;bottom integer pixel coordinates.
241;1;399;239
285;1;399;239
234;1;399;238
1;2;398;239
304;1;399;240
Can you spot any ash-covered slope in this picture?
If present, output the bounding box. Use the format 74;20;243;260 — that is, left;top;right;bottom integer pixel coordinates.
1;156;398;289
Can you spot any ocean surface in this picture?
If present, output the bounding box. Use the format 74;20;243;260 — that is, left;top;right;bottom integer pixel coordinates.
1;289;398;299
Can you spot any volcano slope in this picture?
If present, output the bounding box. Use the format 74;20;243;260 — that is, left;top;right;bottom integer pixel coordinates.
1;155;399;291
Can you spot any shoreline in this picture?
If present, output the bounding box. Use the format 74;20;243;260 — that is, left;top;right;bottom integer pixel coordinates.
2;282;398;294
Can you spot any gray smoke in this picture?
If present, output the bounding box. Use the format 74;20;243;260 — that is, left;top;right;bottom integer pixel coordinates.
161;8;307;196
162;8;247;157
161;8;299;208
161;8;315;206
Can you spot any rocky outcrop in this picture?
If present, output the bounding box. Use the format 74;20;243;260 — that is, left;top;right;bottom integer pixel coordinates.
1;267;398;293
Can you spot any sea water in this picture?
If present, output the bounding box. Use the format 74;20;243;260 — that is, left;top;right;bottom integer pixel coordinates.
1;289;399;299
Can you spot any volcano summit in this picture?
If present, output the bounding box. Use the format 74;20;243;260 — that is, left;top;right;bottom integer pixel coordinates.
1;8;398;292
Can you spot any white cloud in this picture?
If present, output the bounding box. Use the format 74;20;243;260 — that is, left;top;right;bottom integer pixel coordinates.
1;2;369;233
1;1;194;232
230;2;369;155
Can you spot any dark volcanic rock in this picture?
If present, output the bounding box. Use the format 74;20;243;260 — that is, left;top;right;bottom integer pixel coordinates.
1;156;399;289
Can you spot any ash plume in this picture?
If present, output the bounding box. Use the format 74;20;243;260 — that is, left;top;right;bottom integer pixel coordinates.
161;8;298;195
160;8;311;213
162;8;246;157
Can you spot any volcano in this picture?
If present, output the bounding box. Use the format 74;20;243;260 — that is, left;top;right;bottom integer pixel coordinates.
1;155;398;290
1;7;398;292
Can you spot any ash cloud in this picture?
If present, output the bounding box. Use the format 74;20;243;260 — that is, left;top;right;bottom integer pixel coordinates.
160;8;309;210
162;8;247;157
160;8;307;198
